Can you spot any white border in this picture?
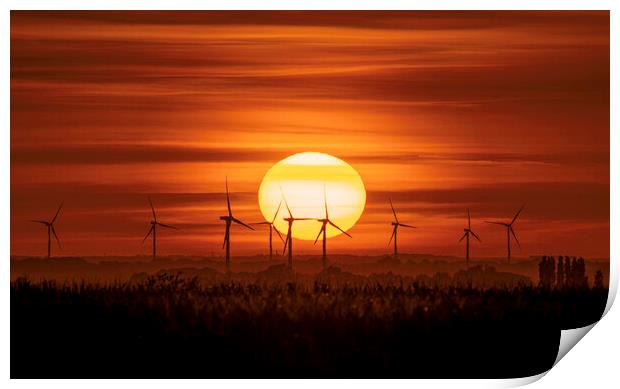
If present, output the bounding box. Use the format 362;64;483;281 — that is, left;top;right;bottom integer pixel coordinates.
2;2;617;388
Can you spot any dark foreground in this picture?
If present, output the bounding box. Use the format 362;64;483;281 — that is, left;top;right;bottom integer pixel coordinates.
11;272;608;378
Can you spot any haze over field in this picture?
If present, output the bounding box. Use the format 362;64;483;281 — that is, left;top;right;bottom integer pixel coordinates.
10;254;610;289
10;11;609;258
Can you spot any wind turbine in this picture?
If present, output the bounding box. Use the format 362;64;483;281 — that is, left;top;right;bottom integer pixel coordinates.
313;184;352;269
220;178;254;271
252;199;285;262
281;187;312;271
142;196;177;261
30;202;63;258
485;205;524;263
388;199;416;258
459;208;481;268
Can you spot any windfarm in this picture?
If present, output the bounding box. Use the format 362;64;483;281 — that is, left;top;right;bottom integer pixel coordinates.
29;203;63;258
252;199;285;262
220;178;254;271
281;187;313;270
312;184;352;269
388;199;416;258
25;189;535;270
142;197;177;261
459;209;481;268
486;205;524;263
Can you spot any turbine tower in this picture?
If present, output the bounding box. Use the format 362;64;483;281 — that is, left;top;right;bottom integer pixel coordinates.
485;205;524;263
458;208;481;268
143;196;177;261
252;200;285;261
30;202;63;258
281;188;312;271
313;184;352;269
388;199;416;258
219;178;254;272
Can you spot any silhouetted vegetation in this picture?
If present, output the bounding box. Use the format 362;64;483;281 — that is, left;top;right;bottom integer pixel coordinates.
11;267;607;378
539;256;590;289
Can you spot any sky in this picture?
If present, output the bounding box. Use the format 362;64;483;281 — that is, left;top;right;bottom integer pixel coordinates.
10;11;609;258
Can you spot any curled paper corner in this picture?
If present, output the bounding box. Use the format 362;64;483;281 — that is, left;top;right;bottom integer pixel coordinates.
497;322;601;387
515;273;617;386
554;323;597;366
603;265;618;317
491;371;548;388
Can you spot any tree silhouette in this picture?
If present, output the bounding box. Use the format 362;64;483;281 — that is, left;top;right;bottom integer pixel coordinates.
564;257;572;287
556;256;564;288
577;257;587;288
594;270;604;289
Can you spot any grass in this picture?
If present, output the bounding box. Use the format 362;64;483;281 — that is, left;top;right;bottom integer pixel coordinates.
11;271;608;378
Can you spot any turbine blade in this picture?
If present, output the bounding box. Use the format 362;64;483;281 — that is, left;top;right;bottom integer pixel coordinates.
51;202;64;224
471;231;481;242
388;226;397;246
148;196;157;222
232;217;255;230
283;228;290;254
328;220;352;238
399;223;417;229
51;225;61;248
467;208;471;229
292;217;314;221
252;221;271;225
30;220;49;225
324;182;328;219
389;198;399;223
274;226;285;244
270;200;283;224
485;221;508;226
458;232;467;242
225;177;232;217
157;223;177;229
510;227;520;248
511;204;525;225
280;184;293;218
142;226;154;244
314;224;325;245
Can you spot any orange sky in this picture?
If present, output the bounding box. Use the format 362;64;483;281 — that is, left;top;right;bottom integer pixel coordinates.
10;11;610;258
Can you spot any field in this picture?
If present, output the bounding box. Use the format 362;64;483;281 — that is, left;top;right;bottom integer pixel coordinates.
10;259;609;378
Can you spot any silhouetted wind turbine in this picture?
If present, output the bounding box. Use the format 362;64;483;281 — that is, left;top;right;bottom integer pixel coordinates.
388;199;416;258
485;205;524;263
252;199;285;262
313;184;352;269
459;208;481;268
220;178;254;271
30;202;63;258
142;197;177;261
281;187;312;271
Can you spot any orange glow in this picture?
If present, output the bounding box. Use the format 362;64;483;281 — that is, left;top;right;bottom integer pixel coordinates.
9;11;610;258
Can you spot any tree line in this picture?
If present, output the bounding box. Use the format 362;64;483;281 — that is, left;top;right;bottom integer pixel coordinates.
538;256;605;289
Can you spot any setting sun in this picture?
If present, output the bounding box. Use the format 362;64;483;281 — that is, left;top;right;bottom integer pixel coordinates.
258;152;366;240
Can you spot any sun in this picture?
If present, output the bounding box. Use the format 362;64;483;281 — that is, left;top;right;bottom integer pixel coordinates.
258;152;366;240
